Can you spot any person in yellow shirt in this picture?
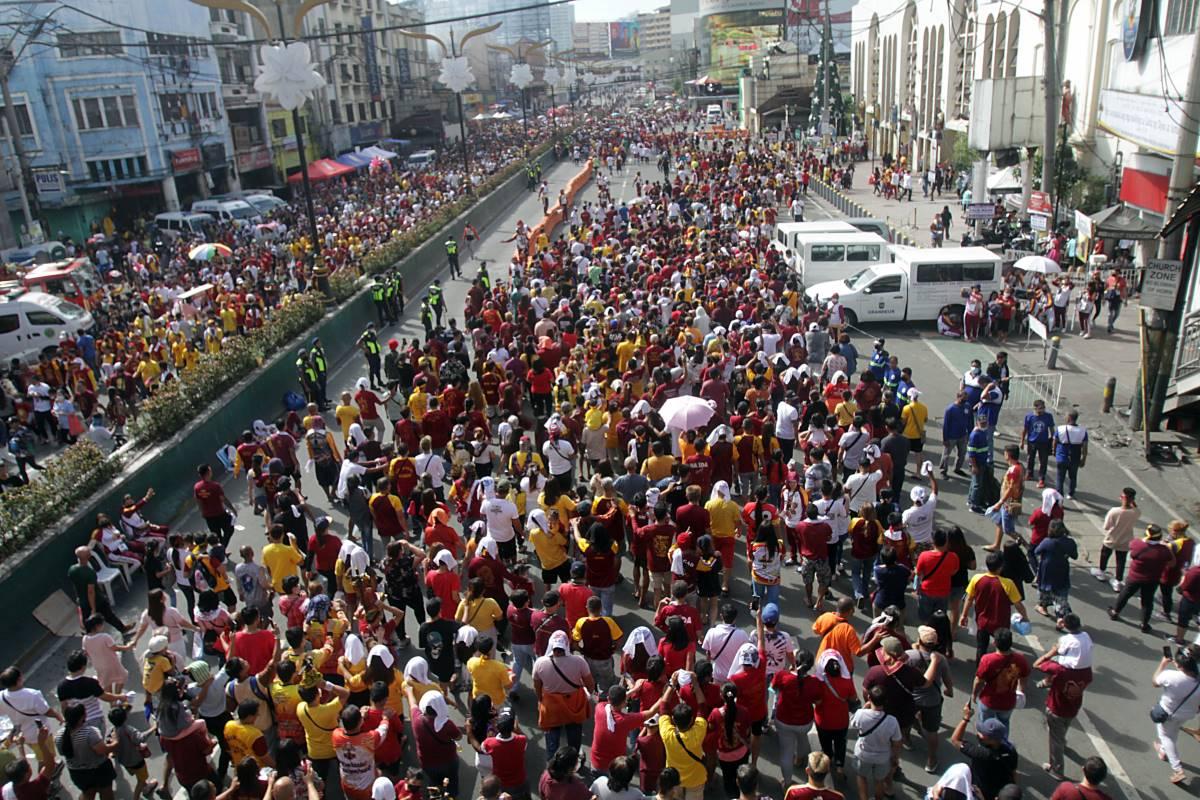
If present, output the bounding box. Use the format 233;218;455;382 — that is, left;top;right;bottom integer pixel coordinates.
466;636;512;704
528;508;570;583
225;699;274;768
262;526;304;593
833;391;858;428
900;388;929;452
659;699;709;794
219;306;238;335
296;674;350;768
270;659;307;747
456;577;503;638
136;356;160;389
334;392;360;444
140;637;173;698
641;441;676;482
408;383;429;423
704;481;744;594
615;333;637;372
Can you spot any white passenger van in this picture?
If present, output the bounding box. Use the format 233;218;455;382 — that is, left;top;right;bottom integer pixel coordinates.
0;291;95;363
792;232;892;287
771;220;859;253
805;246;1002;324
190;198;262;225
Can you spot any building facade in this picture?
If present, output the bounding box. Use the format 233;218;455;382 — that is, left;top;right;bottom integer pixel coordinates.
0;0;233;241
573;22;611;60
419;0;562;52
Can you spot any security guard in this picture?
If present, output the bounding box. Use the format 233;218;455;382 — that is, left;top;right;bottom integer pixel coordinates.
445;237;460;279
428;278;445;327
296;348;318;404
310;337;329;408
476;264;491;292
357;324;383;389
389;270;405;315
419;296;434;339
382;275;398;324
869;338;889;379
371;278;389;326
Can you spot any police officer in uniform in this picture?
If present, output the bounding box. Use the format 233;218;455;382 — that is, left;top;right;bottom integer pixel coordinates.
476;264;491;292
419;296;434;339
296;348;318;404
358;324;383;389
445;237;460;279
428;279;445;327
371;278;389;326
389;270;405;315
383;275;398;324
310;337;329;408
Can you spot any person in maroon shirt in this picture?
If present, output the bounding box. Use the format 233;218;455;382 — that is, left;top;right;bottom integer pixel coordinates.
685;445;714;497
1172;563;1200;645
482;711;528;794
531;591;570;657
1033;615;1094;780
639;506;677;607
969;627;1030;738
1049;757;1116;800
506;589;535;696
709;428;735;487
653;581;702;639
420;397;452;450
1109;524;1176;632
673;486;710;538
194;463;235;544
306;518;342;591
784;752;845;800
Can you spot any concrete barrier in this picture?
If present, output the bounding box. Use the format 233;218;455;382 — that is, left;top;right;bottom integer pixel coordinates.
0;146;561;666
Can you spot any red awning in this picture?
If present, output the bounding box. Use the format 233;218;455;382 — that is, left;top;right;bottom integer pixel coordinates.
287;158;355;183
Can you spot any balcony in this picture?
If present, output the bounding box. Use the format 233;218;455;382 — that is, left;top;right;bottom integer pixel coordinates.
222;82;261;107
1174;310;1200;397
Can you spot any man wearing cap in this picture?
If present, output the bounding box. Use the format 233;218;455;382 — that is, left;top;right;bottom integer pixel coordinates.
751;602;796;681
949;710;1018;800
939;392;972;479
900;387;928;458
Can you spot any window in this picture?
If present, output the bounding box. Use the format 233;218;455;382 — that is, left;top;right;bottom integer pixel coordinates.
353;64;361;82
358;102;367;121
869;275;903;293
81;98;103;129
147;33;206;58
73;94;139;130
847;244;881;262
25;311;62;326
85;156;149;183
270;118;288;138
1167;0;1200;34
58;31;123;58
330;100;340;123
0;314;18;334
962;263;995;282
345;103;354;122
915;263;963;283
0;103;33;136
810;245;845;262
121;95;139;127
159;93;188;122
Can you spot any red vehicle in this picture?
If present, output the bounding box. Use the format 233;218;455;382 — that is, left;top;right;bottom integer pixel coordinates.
21;258;105;310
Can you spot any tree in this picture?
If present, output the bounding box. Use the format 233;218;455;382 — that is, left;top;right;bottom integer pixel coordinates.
808;19;846;135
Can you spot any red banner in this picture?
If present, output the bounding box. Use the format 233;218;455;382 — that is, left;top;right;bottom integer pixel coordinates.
171;148;202;172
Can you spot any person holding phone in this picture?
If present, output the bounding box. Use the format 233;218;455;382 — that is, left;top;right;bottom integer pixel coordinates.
1151;645;1200;785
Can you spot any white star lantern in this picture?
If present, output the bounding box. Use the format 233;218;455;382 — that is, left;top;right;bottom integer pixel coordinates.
437;55;475;94
562;65;578;86
583;71;597;85
254;42;325;111
541;65;561;87
510;63;534;90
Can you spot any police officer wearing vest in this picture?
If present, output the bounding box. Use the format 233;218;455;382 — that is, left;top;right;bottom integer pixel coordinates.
383;275;398;325
371;278;389;326
476;264;491;292
445;237;460;279
358;324;383;390
428;279;445;327
310;337;329;408
419;296;434;339
296;348;318;404
389;270;405;316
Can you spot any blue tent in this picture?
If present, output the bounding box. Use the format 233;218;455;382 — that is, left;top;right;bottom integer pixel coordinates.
360;145;398;160
335;151;373;169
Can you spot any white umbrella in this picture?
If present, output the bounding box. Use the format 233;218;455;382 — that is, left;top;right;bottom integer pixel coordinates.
659;396;715;431
1013;255;1061;274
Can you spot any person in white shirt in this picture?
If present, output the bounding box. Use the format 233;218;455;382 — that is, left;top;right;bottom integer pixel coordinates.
838;421;871;478
0;667;62;763
701;604;751;683
902;473;940;548
844;461;884;514
1151;648;1200;784
749;602;795;680
542;425;576;488
479;478;521;560
414;437;447;498
775;394;801;461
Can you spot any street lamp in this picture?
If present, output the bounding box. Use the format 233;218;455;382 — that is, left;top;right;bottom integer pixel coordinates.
191;0;328;292
400;23;502;178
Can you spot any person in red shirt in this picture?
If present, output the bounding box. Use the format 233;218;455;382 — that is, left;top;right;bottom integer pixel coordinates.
772;649;824;786
227;606;276;675
1033;615;1094;780
673;486;710;538
729;606;769;763
424;551;460;620
1049;757;1116;800
640;506;677;607
915;529;960;624
653;581;702;640
969;627;1030;739
194;463;235;544
557;563;594;630
481;711;527;794
361;683;405;774
307;518;342;591
590;684;667;772
635;716;666;793
1172;561;1200;646
784;752;845;800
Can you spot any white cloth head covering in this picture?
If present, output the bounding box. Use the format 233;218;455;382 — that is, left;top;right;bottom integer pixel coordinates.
478;535;499;560
528;508;550;533
433;549;458;571
344;634;366;665
456;625;478;646
347;542;369;575
252;419;270;439
706;424;733;446
356;377;370;392
368;643;395;669
728;642;759;677
831;370;847;383
1055;631;1094;669
816;648;850;686
933;764;974;798
372;777;398;800
622;626;659;659
548;630;571;652
631;399;652;417
419;689;451;731
907;387;921;400
1041;488;1063;515
403;656;432;685
476;476;497;500
348;422;367;447
910;486;929;504
709;481;732;503
646;487;661;507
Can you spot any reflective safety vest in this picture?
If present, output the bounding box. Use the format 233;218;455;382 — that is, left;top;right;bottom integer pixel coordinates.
420;303;432;323
372;283;385;302
445;240;458;255
312;350;327;374
296;358;316;383
363;334;380;356
869;350;887;373
429;286;443;307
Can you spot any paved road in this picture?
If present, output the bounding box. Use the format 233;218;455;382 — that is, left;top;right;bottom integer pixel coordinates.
15;160;1200;800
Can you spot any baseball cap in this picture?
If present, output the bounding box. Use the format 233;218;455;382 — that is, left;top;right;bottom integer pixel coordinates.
762;603;780;624
978;718;1008;740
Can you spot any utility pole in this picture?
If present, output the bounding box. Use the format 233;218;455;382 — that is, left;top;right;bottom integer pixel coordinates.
1133;21;1200;445
818;0;832;137
1040;0;1061;199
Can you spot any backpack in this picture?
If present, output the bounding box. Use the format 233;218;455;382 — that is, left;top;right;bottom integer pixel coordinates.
191;555;219;592
283;391;306;411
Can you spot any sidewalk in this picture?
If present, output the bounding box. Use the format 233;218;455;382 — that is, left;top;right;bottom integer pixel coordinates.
812;167;973;246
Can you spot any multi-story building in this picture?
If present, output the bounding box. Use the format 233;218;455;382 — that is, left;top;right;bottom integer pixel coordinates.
209;7;275;189
419;0;560;52
639;7;672;52
573;22;611;60
0;0;232;241
549;4;577;57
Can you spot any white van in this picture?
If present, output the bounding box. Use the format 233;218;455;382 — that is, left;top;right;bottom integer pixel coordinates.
0;291;95;364
153;212;214;241
705;104;723;126
805;246;1002;324
190;199;262;225
771;221;860;255
792;232;892;287
241;193;288;214
406;149;437;170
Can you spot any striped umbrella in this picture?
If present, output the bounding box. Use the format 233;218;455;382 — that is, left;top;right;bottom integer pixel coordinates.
188;242;233;261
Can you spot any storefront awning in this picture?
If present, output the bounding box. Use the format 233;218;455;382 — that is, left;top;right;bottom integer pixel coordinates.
286;158;355;183
360;145;398;160
1088;202;1163;240
1161;181;1200;237
986;166;1022;195
335;151;373;169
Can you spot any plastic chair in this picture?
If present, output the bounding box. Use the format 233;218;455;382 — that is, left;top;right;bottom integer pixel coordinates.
89;549;124;605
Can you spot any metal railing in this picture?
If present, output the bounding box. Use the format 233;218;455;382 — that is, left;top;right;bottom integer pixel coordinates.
811;178;916;246
1007;372;1064;411
1176;310;1200;384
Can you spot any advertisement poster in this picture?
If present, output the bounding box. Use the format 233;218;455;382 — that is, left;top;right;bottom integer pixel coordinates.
609;21;640;57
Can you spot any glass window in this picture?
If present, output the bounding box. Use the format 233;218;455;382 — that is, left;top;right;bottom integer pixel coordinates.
270;118;288;138
58;31;123;58
846;244;881;262
810;245;844;262
0;314;18;334
25;310;63;326
962;263;995;283
870;275;903;293
102;96;120;127
72;98;87;130
120;95;139;127
83;98;103;129
1167;0;1200;34
915;263;963;283
345;104;354;122
0;104;33;136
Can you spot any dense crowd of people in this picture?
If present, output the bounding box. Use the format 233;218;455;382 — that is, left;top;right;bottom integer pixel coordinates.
1;100;1197;800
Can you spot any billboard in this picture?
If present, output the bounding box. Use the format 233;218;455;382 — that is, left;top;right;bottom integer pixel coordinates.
609;20;640;57
702;9;782;78
361;15;382;102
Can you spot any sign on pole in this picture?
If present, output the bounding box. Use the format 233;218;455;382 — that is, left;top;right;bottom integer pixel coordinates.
1029;213;1048;232
966;203;996;221
1141;259;1183;310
